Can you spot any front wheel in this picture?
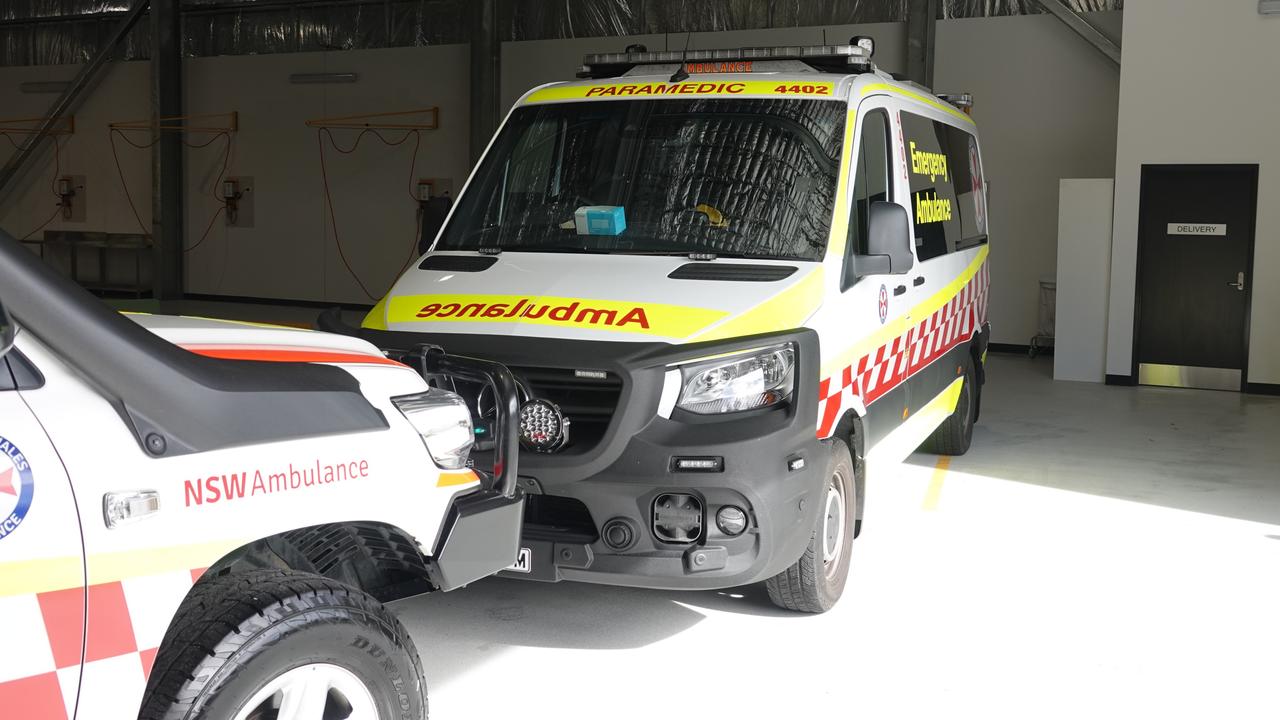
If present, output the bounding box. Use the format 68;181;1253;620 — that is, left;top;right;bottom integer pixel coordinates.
140;568;427;720
765;438;857;613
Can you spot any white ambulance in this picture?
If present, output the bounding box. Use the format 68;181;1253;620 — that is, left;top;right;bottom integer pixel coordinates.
0;229;525;718
329;39;991;613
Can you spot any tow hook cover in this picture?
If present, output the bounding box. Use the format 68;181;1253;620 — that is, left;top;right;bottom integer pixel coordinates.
684;546;727;573
653;492;704;543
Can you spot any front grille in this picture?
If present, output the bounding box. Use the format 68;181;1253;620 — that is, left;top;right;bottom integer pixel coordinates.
513;366;622;454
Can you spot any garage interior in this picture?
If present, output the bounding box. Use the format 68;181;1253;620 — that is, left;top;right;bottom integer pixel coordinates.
2;0;1278;717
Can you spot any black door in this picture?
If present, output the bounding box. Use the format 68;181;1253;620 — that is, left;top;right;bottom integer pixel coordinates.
1135;165;1257;391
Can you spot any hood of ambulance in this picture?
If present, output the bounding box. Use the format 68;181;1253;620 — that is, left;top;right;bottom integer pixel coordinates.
370;252;825;344
127;313;386;359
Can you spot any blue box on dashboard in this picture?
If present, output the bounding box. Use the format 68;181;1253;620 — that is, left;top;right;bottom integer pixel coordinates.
574;206;627;236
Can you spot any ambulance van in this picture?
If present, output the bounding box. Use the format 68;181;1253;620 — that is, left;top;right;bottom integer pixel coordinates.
332;39;991;613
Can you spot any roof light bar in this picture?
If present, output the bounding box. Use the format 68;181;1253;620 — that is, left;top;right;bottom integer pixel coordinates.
579;43;874;78
585;44;869;67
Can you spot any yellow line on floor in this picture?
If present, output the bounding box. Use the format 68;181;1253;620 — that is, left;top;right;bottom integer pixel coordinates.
922;456;950;511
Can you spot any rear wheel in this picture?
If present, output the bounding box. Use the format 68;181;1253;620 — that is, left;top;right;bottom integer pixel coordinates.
765;438;857;613
140;568;427;720
920;351;977;456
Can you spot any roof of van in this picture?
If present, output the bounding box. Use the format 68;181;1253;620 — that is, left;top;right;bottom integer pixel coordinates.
515;69;977;128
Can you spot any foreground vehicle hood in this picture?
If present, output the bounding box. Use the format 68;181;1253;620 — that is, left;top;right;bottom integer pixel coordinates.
129;313;396;365
367;252;824;344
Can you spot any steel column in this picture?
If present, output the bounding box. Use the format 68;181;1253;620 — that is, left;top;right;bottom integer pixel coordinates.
906;0;938;89
469;0;500;165
151;0;184;299
0;0;149;202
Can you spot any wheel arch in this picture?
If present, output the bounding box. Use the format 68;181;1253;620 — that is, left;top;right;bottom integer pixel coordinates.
201;521;435;601
830;409;866;535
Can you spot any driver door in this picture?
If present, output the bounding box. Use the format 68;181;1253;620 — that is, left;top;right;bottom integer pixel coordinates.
836;97;914;449
0;344;85;720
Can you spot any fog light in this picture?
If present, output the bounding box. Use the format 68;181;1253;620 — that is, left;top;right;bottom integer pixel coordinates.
716;506;748;536
672;456;723;473
519;399;570;453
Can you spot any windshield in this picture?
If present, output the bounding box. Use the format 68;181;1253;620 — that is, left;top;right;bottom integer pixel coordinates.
436;97;846;261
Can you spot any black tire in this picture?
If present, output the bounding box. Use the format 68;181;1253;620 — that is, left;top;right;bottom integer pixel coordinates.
920;351;977;456
765;438;857;613
140;568;427;720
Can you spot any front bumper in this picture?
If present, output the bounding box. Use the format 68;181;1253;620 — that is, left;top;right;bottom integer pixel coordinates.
510;407;829;591
319;311;828;591
401;348;527;592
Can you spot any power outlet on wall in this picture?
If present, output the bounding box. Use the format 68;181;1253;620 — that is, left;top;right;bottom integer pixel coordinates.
222;176;254;228
57;175;86;222
416;177;454;203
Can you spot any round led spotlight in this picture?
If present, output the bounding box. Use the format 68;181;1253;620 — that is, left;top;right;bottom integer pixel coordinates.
716;506;749;536
518;399;570;453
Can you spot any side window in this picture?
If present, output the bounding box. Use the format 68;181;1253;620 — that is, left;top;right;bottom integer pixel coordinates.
901;112;987;261
842;109;892;289
942;123;988;251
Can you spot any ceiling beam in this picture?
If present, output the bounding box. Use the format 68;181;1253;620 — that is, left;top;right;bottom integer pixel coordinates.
1036;0;1121;67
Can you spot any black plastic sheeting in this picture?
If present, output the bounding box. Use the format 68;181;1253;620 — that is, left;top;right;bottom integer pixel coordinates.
0;0;1120;66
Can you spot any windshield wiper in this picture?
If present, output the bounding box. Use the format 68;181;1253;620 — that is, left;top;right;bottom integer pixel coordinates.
500;245;611;254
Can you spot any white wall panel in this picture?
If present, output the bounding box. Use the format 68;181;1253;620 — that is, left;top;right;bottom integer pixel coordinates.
1055;178;1113;383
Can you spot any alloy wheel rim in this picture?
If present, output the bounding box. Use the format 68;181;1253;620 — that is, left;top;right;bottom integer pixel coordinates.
234;663;380;720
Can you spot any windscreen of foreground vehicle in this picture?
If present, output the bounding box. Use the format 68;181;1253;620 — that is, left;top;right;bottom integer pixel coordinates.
438;98;846;261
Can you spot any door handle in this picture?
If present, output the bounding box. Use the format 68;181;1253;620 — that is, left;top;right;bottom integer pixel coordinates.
893;285;907;296
1228;271;1245;291
913;276;926;287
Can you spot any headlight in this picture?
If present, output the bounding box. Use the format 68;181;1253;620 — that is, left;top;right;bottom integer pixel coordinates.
392;390;474;470
676;344;796;414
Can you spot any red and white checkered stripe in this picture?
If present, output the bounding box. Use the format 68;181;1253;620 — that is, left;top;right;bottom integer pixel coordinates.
0;568;205;720
817;260;990;437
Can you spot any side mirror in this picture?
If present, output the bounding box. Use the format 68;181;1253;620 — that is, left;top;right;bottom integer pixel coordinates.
0;297;14;358
856;201;915;277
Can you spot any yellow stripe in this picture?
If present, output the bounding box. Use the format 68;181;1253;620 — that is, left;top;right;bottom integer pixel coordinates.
922;455;950;510
437;470;480;487
527;80;836;104
821;246;988;378
385;293;727;339
689;268;825;342
860;83;977;126
0;539;245;597
87;539;244;585
362;295;389;330
0;555;83;598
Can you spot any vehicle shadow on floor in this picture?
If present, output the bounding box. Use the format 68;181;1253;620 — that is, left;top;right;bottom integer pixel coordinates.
393;576;803;688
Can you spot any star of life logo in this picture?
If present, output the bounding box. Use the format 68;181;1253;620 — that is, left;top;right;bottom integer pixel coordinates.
0;435;35;541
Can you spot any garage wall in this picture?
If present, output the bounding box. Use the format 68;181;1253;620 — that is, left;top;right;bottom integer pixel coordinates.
1106;1;1280;385
182;46;471;303
0;62;151;238
935;12;1120;348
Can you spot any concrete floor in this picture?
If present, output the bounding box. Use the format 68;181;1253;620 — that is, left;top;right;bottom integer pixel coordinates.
393;355;1280;720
